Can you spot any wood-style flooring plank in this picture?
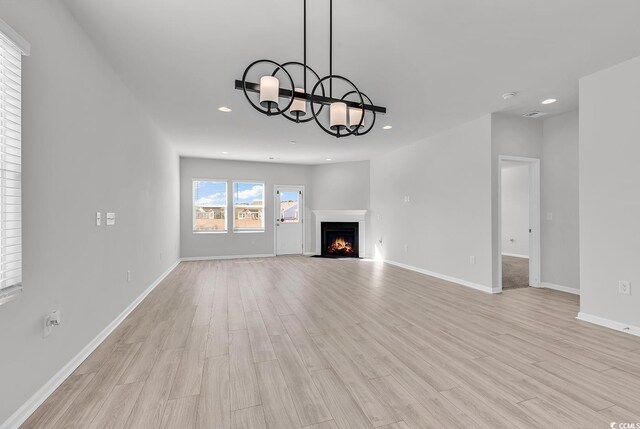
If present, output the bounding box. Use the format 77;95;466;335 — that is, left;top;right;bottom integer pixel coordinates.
229;330;261;411
196;355;230;429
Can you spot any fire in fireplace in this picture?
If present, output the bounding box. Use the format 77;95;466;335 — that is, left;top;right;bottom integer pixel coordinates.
321;222;359;258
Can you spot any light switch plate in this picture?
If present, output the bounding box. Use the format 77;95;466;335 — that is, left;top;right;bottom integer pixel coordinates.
619;280;631;295
106;212;116;226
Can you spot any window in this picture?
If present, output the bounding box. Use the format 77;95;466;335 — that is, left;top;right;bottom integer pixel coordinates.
278;191;300;223
233;182;264;232
193;180;227;232
0;20;28;305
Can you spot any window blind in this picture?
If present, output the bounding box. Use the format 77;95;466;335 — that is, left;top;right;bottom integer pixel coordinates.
0;29;23;303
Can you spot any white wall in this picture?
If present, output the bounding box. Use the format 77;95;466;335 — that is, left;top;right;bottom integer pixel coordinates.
180;158;370;259
580;55;640;329
501;164;529;257
0;0;180;424
370;116;494;291
310;161;370;210
491;114;543;287
541;110;580;290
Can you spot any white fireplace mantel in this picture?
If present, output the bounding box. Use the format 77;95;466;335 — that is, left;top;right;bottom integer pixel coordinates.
313;210;367;257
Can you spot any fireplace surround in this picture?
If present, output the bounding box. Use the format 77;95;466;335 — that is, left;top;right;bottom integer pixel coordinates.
312;210;367;258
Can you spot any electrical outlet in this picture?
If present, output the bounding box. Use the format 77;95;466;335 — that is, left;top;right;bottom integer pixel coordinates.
403;244;408;253
619;280;631;295
160;251;163;260
43;310;61;338
546;212;553;221
470;256;476;265
96;212;101;226
127;270;132;283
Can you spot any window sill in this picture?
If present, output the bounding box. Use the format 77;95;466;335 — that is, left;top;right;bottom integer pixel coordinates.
233;230;265;234
0;284;23;306
193;231;228;234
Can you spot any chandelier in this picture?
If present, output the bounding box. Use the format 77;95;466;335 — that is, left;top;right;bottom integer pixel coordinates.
234;0;387;138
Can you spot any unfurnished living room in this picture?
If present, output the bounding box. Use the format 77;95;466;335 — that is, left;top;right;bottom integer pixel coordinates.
2;1;640;428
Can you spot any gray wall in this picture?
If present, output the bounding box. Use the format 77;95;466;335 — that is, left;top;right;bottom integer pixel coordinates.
580;56;640;327
310;161;370;210
180;158;371;259
541;110;580;290
501;164;530;257
370;116;494;289
0;0;180;423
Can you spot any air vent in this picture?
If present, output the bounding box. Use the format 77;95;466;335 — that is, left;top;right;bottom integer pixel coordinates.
522;111;547;118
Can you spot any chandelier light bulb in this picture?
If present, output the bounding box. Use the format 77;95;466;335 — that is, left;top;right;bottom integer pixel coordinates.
348;107;364;129
259;75;280;108
329;102;348;130
290;87;307;116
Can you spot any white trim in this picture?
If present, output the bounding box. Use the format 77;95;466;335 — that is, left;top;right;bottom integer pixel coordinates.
0;260;180;429
541;282;580;295
498;156;541;291
181;254;274;262
0;284;23;306
0;18;30;56
501;252;529;259
384;259;499;294
313;210;368;258
577;312;640;338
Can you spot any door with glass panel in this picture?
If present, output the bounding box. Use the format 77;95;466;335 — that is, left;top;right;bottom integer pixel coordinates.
275;186;304;255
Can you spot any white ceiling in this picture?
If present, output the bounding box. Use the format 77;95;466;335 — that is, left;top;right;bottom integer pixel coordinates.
61;0;640;164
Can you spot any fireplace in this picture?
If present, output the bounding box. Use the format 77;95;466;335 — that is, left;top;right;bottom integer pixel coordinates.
321;222;359;258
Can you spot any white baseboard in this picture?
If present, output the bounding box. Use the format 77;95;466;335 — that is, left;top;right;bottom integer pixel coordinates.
303;252;316;256
384;259;498;294
501;252;529;259
181;254;274;261
540;282;580;295
577;312;640;338
1;260;180;429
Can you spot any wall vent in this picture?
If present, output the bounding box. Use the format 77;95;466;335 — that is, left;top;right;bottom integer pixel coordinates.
522;111;547;118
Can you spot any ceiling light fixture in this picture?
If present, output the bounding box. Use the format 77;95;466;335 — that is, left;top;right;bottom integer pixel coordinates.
383;125;393;130
218;106;232;112
234;0;386;138
502;92;517;100
325;158;332;161
541;98;557;105
221;151;229;154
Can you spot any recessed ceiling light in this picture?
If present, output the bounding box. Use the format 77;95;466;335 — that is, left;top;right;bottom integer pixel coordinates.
325;158;332;161
218;106;232;112
268;156;280;160
221;151;229;154
289;140;297;145
502;92;517;100
541;98;557;105
382;125;393;130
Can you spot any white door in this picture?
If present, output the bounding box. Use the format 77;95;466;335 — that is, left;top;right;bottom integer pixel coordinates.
275;186;304;255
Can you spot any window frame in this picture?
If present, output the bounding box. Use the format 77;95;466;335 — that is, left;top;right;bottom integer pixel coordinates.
192;179;228;234
232;180;266;233
0;18;28;306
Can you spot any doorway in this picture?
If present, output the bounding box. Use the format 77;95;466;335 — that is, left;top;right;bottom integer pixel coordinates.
275;185;304;255
499;156;540;291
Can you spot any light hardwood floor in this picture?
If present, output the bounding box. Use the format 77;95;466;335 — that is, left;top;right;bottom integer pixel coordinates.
21;257;640;428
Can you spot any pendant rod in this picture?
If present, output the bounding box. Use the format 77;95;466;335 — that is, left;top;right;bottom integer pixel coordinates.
329;0;333;98
303;0;307;92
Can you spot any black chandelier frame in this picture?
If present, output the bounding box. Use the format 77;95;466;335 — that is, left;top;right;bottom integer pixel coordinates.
234;0;386;138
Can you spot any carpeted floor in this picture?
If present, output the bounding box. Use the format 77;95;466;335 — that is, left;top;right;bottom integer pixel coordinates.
502;255;529;290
